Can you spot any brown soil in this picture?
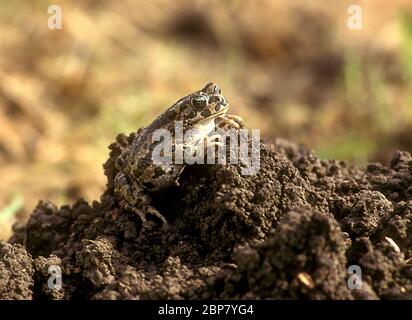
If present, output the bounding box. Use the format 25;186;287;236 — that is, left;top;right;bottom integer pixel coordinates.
2;133;412;300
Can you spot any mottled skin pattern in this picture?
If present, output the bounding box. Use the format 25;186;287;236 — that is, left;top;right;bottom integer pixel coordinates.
114;83;244;224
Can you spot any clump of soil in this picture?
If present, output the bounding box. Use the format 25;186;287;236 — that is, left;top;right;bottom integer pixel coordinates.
2;133;412;300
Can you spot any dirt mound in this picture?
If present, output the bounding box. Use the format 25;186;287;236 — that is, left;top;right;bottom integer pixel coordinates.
3;134;412;300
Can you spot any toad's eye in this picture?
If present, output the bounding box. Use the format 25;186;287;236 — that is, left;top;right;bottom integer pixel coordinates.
191;95;207;110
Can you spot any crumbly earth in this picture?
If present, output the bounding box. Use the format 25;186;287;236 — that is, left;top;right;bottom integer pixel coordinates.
2;133;412;300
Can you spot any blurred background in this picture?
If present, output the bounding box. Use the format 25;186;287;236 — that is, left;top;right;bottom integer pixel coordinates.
1;0;412;239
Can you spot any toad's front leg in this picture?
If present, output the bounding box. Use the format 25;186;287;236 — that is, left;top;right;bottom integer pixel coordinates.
215;114;245;131
114;172;167;224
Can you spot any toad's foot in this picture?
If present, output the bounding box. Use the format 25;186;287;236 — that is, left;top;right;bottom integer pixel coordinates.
186;134;225;158
119;200;167;224
115;172;167;224
215;114;245;131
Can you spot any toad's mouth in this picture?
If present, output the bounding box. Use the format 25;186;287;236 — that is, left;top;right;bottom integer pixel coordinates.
213;107;229;117
201;107;229;120
187;106;229;126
